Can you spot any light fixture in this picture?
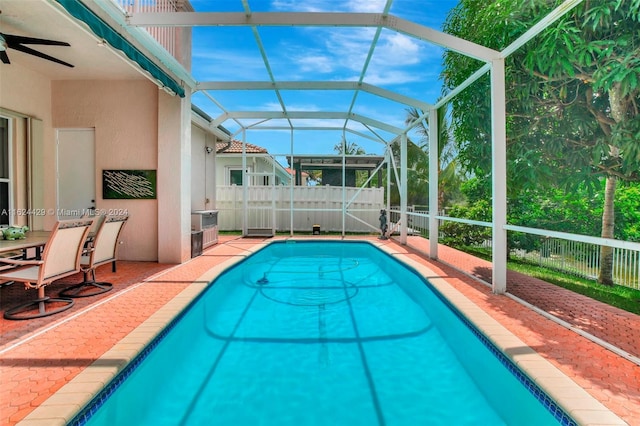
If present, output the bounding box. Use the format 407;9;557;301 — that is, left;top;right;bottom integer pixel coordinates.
205;146;213;154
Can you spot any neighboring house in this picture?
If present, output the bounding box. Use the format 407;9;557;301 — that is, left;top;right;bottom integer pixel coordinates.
284;168;311;185
215;140;291;186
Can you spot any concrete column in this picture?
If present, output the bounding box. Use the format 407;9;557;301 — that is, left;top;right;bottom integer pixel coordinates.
158;87;192;263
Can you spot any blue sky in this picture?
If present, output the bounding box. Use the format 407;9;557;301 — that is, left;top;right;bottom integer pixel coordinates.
188;0;459;158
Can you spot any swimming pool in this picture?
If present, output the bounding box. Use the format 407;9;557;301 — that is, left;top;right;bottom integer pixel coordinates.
71;240;575;425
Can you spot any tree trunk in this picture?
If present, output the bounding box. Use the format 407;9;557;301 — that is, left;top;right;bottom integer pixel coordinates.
597;83;627;286
598;176;616;286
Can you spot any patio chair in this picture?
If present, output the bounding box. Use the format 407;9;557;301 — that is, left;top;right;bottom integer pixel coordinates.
0;218;94;320
59;215;128;298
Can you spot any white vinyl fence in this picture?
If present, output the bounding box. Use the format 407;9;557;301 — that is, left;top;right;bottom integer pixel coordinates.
511;239;640;290
216;185;384;233
394;207;640;290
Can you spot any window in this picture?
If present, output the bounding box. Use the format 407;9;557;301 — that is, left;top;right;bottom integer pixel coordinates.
227;166;251;186
229;169;243;185
0;117;10;227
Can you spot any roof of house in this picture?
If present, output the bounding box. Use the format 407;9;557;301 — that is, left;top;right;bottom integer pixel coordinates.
216;140;267;154
284;168;309;177
289;155;386;169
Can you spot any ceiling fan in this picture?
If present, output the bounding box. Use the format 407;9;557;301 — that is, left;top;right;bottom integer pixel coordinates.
0;32;74;67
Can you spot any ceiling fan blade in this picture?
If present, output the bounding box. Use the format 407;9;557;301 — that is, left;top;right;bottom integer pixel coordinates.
10;43;74;68
0;51;9;64
2;33;70;47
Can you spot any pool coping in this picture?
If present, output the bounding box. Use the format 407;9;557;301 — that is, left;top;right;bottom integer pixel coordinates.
16;238;626;426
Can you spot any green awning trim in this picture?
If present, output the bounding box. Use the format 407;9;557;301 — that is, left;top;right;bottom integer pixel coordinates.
55;0;185;97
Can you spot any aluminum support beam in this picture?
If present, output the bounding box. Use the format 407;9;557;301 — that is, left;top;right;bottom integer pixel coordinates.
241;130;248;237
352;113;403;135
342;142;346;237
428;107;439;258
196;81;432;112
400;134;408;244
289;130;294;237
386;146;391;227
491;58;507;294
219;111;403;135
129;12;499;62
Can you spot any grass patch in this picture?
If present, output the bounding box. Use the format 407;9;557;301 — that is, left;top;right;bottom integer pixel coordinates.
459;246;640;315
508;259;640;315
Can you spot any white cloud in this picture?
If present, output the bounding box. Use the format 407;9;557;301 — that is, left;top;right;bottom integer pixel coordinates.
361;69;423;85
296;52;335;73
374;32;421;65
277;27;374;78
282;26;440;85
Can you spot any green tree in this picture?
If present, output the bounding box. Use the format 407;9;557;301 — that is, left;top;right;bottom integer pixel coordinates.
442;0;640;285
405;106;466;209
387;138;430;206
332;139;372;188
334;139;365;155
615;182;640;242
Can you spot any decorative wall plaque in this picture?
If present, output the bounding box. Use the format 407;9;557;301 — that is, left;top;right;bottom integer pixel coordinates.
102;170;157;199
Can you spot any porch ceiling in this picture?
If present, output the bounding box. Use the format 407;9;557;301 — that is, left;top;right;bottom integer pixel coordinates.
0;0;149;81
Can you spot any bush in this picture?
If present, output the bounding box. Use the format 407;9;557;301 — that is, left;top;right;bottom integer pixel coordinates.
440;202;492;246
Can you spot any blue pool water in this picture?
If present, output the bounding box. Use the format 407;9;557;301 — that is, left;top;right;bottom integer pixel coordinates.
73;241;575;425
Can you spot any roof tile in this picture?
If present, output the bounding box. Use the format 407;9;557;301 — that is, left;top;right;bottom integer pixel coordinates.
215;140;267;154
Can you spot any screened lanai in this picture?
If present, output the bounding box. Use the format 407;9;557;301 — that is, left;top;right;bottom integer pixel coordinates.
124;0;640;296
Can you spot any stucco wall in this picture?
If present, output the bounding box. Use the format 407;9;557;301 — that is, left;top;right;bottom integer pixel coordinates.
0;63;54;229
0;62;53;120
52;80;159;261
157;89;191;263
191;124;216;211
